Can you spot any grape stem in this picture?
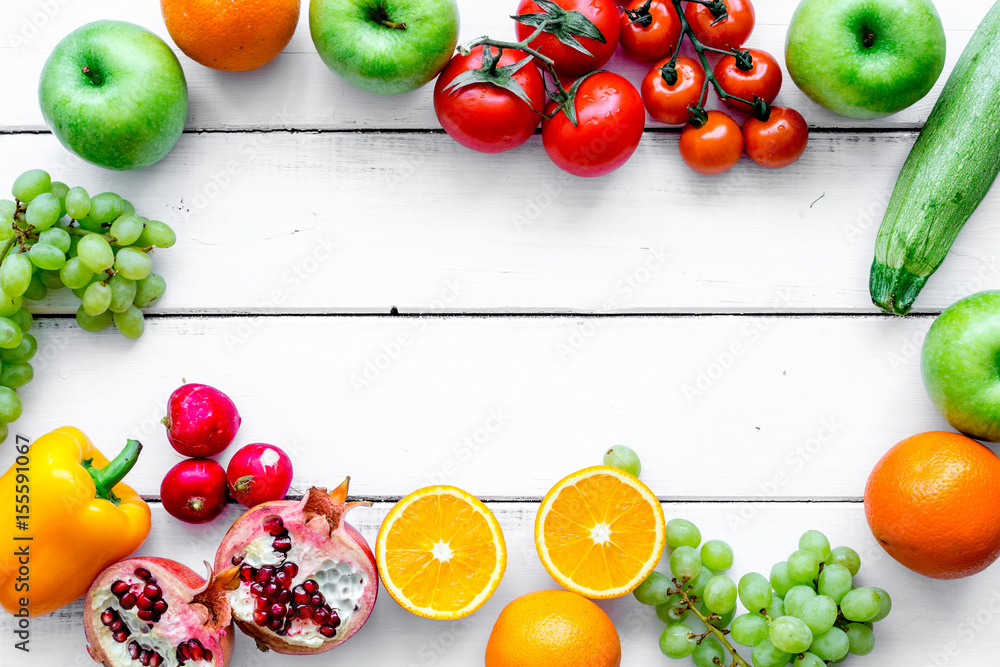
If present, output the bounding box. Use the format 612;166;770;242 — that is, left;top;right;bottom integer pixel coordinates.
674;581;751;667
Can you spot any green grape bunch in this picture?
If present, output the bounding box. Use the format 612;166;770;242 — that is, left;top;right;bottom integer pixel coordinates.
632;520;891;667
0;169;175;442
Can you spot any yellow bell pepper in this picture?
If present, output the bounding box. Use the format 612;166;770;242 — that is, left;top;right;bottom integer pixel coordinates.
0;426;150;617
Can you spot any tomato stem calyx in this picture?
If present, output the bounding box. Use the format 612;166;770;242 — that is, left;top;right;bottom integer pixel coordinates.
623;0;654;28
687;0;729;24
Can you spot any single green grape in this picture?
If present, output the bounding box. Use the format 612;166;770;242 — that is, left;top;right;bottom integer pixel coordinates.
28;242;67;271
88;193;124;225
764;596;784;620
134;273;166;308
39;269;63;290
602;445;641;477
698;600;734;629
0;361;33;389
136;219;176;248
817;563;852;604
120;199;136;216
798;595;838;635
703;575;737;614
701;540;734;572
108;274;136;313
730;613;769;647
633;571;672;606
738;572;773;613
798;530;832;562
0;386;22;422
76;306;113;332
871;587;892;622
0;422;8;443
9;309;32;334
0;334;36;363
666;519;701;549
113;305;144;339
1;254;33;298
659;624;697;659
829;546;861;576
751;639;791;667
810;627;850;662
39;227;71;253
845;622;875;655
60;257;94;290
769;615;813;654
82;282;112;316
109;214;144;246
22;274;46;302
65;186;91;220
12;169;51;203
670;546;702;582
76;216;105;233
692;637;724;667
114;247;152;281
783;585;817;619
655;592;690;625
787;549;820;584
0;200;15;228
684;566;714;599
840;587;880;622
0;291;20;318
794;652;826;667
770;561;794;598
78;233;114;272
25;193;61;231
0;318;19;350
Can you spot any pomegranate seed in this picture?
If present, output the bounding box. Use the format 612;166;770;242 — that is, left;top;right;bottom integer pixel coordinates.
150;652;163;667
329;610;341;627
282;562;298;578
154;600;168;614
128;641;141;659
270;603;286;618
137;609;155;622
203;649;213;662
252;609;270;626
119;593;136;609
272;536;292;552
110;620;123;633
111;581;129;597
136;596;154;610
274;571;292;589
143;584;161;600
262;516;285;535
255;597;270;612
140;648;152;666
302;580;319;595
293;604;312;620
269;617;283;632
292;585;310;605
134;568;152;581
231;555;242;566
276;589;291;605
319;624;337;638
250;582;265;597
313;607;329;624
101;609;115;626
177;641;191;660
263;583;279;600
188;640;204;661
255;566;273;584
113;630;129;643
239;564;255;583
311;592;325;608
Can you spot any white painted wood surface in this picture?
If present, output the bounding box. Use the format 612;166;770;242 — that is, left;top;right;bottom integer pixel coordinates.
0;0;999;665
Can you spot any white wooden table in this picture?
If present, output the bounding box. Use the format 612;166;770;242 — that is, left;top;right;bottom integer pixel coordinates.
1;0;999;664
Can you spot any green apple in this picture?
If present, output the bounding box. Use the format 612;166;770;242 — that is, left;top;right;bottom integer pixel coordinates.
310;0;459;95
39;21;188;170
785;0;946;119
922;291;1000;442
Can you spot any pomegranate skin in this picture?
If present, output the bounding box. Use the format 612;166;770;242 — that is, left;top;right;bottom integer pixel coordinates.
84;557;234;667
214;480;378;655
161;458;229;524
163;383;242;457
226;443;294;509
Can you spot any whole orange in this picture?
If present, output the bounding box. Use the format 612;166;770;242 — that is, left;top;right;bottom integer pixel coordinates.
161;0;300;71
484;589;620;667
865;431;1000;579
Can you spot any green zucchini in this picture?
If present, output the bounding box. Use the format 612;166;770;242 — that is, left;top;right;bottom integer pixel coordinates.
870;2;1000;315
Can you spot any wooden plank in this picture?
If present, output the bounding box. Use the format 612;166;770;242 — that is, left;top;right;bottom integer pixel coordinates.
1;501;995;665
0;314;949;499
2;131;999;314
0;0;986;130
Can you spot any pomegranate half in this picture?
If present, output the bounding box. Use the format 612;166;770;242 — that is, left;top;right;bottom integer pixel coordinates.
84;557;235;667
214;478;377;654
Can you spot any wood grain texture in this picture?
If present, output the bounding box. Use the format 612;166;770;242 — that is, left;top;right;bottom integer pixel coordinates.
0;0;985;131
2;501;997;666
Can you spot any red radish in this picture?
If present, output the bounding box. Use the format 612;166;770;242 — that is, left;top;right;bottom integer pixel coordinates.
227;443;294;509
161;458;229;524
163;383;242;457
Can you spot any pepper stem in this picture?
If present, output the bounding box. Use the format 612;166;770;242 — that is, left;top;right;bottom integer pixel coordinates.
88;439;142;504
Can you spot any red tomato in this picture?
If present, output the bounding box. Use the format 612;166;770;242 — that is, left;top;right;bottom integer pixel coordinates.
684;0;755;50
620;0;682;63
679;110;743;175
514;0;621;77
742;107;809;168
433;46;546;154
641;56;706;125
713;49;782;112
542;72;646;177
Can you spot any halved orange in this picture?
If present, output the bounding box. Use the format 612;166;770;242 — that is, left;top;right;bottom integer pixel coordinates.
376;485;507;619
535;466;665;599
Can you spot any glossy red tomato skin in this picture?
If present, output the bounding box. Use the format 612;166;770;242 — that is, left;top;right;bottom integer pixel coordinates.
641;56;706;125
619;0;682;62
542;72;646;178
433;47;546;154
679;110;743;175
514;0;621;77
713;49;782;112
683;0;755;50
742;107;809;168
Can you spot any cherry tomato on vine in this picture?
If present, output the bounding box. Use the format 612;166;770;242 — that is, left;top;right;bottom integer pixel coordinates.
542;72;646;178
619;0;682;63
742;107;809;169
433;46;546;154
642;56;706;125
684;0;755;50
713;49;782;112
514;0;620;77
679;110;743;175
